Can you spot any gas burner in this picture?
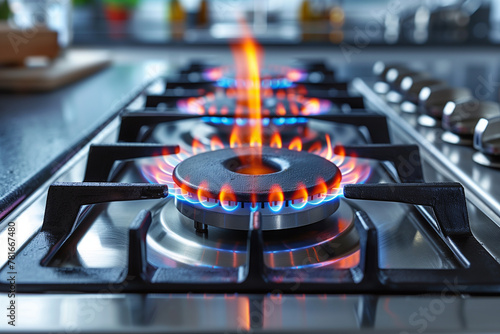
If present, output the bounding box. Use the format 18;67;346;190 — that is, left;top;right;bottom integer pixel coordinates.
201;116;309;136
172;146;342;231
151;118;321;153
177;91;330;116
203;64;308;87
147;199;359;269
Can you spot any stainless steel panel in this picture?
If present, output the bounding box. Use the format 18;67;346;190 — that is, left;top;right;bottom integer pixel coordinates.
2;294;500;333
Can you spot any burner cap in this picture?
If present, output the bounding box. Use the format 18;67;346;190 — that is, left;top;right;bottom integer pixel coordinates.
173;147;341;202
172;147;342;230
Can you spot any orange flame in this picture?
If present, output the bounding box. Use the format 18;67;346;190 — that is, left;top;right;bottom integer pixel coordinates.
308;141;323;155
205;92;215;101
290;101;299;115
139;43;375;214
287;69;303;82
230;127;242;148
187;97;205;115
268;184;284;210
288;137;303;151
301;98;320;115
297;85;308;96
332;144;346;166
142;130;372;210
270;132;282;149
276;89;286;100
226;88;236;98
208;105;217;115
197;181;212;201
291;183;308;209
210;136;224;151
192;138;206;155
231;24;262;150
220;184;237;210
313;178;328;198
276;102;286;116
325;134;333;160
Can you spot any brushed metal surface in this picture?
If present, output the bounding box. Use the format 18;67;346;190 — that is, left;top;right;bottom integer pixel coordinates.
354;77;500;262
148;199;359;269
2;293;500;333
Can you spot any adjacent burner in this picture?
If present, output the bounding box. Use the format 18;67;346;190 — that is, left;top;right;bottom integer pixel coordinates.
178;94;331;116
150;117;358;155
201;116;309;137
147;199;359;269
172;146;342;230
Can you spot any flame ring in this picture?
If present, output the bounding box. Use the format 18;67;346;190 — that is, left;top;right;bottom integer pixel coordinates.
172;147;341;203
171;147;342;230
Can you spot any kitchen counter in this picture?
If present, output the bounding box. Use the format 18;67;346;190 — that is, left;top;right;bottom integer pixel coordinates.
0;61;163;217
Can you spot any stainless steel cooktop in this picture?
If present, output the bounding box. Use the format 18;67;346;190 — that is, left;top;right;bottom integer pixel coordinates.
2;58;500;334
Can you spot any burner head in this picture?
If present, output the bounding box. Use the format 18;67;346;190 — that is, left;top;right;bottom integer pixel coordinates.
172;146;342;230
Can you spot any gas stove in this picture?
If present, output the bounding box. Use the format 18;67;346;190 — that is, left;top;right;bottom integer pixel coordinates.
2;46;500;333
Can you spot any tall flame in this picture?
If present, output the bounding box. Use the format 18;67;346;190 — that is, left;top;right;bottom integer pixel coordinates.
230;21;263;172
140;24;373;215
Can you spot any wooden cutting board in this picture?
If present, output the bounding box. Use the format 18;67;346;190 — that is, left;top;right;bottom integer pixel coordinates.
0;50;112;92
0;23;60;66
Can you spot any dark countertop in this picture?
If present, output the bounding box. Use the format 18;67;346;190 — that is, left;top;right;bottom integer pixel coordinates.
0;61;159;217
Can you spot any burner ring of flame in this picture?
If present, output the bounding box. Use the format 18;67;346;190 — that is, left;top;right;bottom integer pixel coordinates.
171;146;342;230
172;146;342;203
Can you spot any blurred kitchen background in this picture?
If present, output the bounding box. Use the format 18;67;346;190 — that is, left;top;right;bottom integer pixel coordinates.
2;0;499;47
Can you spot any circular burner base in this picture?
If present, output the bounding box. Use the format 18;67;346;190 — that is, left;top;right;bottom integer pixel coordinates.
147;199;359;269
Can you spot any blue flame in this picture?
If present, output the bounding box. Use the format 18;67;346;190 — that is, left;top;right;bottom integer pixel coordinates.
172;190;342;215
216;78;294;89
201;116;308;127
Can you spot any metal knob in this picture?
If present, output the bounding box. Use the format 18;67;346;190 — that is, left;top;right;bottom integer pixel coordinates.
386;68;423;90
373;61;407;80
419;86;472;119
474;117;500;155
443;98;500;136
473;117;500;168
400;77;445;103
